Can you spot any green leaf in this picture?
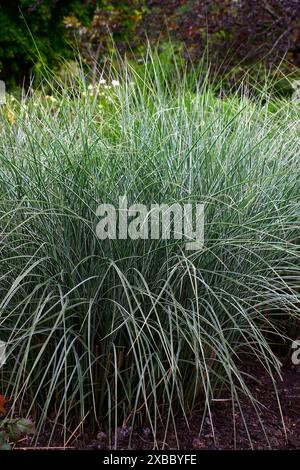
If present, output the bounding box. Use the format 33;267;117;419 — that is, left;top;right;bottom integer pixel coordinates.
0;431;10;450
9;418;35;438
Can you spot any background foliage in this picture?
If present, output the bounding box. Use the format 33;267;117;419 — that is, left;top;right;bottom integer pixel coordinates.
1;1;300;87
0;60;299;444
141;1;300;68
0;0;94;85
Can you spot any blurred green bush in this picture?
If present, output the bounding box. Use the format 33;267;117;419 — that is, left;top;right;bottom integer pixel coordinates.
1;1;300;89
0;0;94;86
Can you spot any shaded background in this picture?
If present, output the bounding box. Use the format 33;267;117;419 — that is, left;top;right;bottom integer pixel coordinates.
1;1;300;87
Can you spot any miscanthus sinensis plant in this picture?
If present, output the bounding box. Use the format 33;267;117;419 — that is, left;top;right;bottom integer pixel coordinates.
0;55;299;448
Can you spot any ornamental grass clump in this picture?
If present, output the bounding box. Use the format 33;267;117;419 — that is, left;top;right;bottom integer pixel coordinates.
0;54;299;447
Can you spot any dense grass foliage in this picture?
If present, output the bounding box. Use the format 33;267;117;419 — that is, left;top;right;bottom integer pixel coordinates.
0;58;299;447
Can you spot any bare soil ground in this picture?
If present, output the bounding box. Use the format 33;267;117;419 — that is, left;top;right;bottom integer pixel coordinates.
16;357;300;450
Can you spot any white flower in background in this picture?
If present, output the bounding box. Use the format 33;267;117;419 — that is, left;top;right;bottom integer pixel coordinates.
111;80;120;87
99;78;106;84
88;84;94;91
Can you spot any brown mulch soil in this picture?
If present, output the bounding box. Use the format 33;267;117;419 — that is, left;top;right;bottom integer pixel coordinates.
16;359;300;450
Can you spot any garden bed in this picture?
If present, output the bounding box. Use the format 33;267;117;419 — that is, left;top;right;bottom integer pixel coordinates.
17;358;300;450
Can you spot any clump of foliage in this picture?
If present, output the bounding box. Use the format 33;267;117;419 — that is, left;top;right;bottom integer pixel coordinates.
0;53;299;447
0;395;34;450
2;1;300;87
